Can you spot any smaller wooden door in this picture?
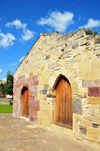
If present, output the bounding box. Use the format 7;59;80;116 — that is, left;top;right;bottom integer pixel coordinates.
22;89;29;117
55;76;73;129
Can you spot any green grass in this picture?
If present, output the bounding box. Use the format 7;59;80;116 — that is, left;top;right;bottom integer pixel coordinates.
0;104;13;113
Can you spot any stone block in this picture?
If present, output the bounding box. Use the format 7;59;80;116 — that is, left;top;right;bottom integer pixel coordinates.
68;63;74;69
94;38;100;44
80;39;87;46
72;82;78;95
41;66;44;71
87;127;98;140
46;55;50;60
69;39;76;45
82;115;92;121
83;105;90;115
73;113;79;132
48;109;54;124
79;125;87;135
73;132;83;140
87;97;100;104
76;54;82;62
72;43;79;49
33;71;38;75
52;52;56;57
80;118;92;127
72;47;81;57
37;95;44;100
79;72;89;80
89;70;99;80
42;90;47;95
88;87;100;97
94;79;100;87
44;84;49;90
99;105;100;114
34;80;39;86
84;51;91;60
45;64;49;70
96;105;100;115
92;116;100;124
87;80;94;87
84;88;88;98
82;80;88;87
49;62;57;69
40;100;48;105
83;62;90;72
72;98;82;114
78;62;83;72
90;105;96;116
90;60;100;70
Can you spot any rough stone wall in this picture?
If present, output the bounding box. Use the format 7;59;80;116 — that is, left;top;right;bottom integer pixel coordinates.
13;29;100;145
0;98;12;104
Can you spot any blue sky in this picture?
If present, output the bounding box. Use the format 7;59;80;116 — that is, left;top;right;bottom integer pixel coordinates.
0;0;100;80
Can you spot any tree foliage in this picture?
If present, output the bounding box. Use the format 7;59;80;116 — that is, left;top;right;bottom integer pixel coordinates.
0;83;6;95
83;27;99;36
0;71;13;96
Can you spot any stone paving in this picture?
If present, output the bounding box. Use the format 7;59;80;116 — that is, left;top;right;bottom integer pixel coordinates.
0;114;99;151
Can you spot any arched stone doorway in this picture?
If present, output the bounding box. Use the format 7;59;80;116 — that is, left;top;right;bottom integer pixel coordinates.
55;75;73;129
21;86;29;118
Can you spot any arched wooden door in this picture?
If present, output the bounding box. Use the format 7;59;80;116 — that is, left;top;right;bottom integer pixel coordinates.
55;76;73;129
22;89;29;117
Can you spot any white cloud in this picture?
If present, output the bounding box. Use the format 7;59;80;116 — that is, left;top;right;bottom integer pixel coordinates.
10;62;17;66
5;19;27;29
0;69;2;73
20;29;35;42
0;33;16;48
6;19;35;42
19;56;25;62
80;18;100;29
37;10;74;33
79;16;82;21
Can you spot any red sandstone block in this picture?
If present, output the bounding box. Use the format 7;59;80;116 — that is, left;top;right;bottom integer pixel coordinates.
30;82;34;86
88;87;100;97
34;80;39;86
30;116;34;121
32;111;37;118
29;77;32;81
34;91;37;97
35;106;39;111
22;75;25;79
32;75;38;81
29;72;33;77
31;97;34;101
34;75;38;81
13;92;16;96
32;76;35;81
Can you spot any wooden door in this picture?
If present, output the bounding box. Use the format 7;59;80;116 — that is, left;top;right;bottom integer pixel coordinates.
22;89;29;117
55;76;73;129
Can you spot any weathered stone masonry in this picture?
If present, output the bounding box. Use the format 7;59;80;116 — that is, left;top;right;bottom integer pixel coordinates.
13;29;100;146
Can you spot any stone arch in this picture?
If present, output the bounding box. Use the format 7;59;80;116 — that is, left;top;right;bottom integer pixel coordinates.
48;68;78;97
53;74;71;90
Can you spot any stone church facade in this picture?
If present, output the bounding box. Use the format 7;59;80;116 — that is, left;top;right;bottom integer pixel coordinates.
13;29;100;146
